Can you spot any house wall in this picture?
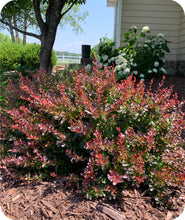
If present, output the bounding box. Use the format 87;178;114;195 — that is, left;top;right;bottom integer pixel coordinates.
176;8;185;76
177;9;185;60
114;0;185;76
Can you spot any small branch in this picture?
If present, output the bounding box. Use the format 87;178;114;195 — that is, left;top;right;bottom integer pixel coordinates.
33;0;45;33
0;19;41;40
96;203;126;220
60;0;78;18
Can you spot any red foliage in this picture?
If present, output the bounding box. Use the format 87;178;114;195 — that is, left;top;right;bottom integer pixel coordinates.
0;62;184;207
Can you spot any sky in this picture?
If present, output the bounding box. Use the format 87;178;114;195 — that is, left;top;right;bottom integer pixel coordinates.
53;0;115;54
0;0;115;54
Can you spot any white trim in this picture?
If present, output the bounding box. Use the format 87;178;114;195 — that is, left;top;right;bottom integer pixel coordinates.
113;6;118;43
116;0;122;48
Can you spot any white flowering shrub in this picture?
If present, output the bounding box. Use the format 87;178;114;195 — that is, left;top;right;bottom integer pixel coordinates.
90;27;170;81
91;37;118;62
90;38;131;80
121;26;170;80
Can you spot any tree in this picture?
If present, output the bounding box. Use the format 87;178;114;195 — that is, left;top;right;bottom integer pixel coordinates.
60;4;89;34
15;0;35;45
0;0;87;73
0;1;18;43
0;0;34;44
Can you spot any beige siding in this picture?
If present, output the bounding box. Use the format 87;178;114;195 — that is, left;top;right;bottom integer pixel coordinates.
177;10;185;60
120;0;184;61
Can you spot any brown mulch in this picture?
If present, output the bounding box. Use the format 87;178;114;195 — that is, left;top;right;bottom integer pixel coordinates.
0;76;185;220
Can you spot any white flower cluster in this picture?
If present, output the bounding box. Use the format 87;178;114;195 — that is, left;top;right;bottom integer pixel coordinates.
132;59;167;81
130;26;138;32
157;33;164;39
139;74;145;81
114;54;130;78
102;55;108;62
160;67;167;74
146;61;167;76
154;61;159;67
142;26;150;34
92;53;130;79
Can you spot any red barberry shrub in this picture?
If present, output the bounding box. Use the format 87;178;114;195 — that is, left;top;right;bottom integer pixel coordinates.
0;61;184;207
0;70;85;179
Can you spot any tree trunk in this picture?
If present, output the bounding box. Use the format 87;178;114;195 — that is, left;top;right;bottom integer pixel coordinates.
23;14;28;46
33;0;79;73
8;17;15;43
33;0;67;74
39;42;53;74
39;27;57;74
13;15;20;43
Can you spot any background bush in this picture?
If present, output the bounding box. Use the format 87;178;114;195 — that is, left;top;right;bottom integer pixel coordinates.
0;41;23;71
0;34;57;120
0;61;184;207
91;37;119;60
0;33;11;44
0;41;57;72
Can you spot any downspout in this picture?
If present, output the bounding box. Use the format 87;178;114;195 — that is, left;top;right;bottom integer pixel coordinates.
113;5;117;45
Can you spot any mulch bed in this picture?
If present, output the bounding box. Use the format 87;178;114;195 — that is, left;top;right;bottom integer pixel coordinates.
0;76;185;220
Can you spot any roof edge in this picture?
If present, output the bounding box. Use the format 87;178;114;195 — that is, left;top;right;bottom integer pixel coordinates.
107;0;118;7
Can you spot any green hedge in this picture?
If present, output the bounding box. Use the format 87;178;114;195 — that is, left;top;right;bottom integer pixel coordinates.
0;41;57;72
0;42;22;70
